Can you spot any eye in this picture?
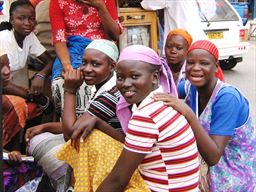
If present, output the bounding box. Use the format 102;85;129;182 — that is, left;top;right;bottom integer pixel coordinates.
186;60;194;65
131;75;139;79
177;47;183;50
82;60;87;66
92;62;100;67
200;61;210;66
116;75;123;81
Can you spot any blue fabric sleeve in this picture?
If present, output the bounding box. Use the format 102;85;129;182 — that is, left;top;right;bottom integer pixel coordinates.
210;87;249;136
178;80;186;99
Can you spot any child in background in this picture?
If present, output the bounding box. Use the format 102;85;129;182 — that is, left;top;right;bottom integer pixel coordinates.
0;0;52;92
164;28;224;88
154;40;256;191
95;45;199;192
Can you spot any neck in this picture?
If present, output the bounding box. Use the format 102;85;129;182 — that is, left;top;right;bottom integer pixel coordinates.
169;61;184;73
197;78;218;104
13;31;26;48
95;72;113;91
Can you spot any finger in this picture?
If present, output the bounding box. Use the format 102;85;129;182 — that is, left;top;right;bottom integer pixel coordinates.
81;128;91;140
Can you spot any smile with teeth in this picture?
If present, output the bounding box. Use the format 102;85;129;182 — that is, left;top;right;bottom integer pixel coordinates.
190;74;203;81
123;90;135;97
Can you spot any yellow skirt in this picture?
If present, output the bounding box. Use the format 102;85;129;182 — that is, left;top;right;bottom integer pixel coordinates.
56;129;150;192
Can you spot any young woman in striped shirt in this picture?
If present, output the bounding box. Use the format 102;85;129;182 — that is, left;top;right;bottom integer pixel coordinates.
96;45;200;192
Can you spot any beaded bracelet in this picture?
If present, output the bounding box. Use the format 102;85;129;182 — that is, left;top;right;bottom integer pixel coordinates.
35;73;46;79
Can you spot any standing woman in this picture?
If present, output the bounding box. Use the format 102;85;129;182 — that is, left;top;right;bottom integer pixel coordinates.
154;40;256;191
0;0;52;92
50;0;122;116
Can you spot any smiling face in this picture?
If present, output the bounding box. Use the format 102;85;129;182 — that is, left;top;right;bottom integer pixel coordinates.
186;49;218;88
0;54;11;87
10;4;36;37
116;60;159;105
81;49;115;87
164;34;189;67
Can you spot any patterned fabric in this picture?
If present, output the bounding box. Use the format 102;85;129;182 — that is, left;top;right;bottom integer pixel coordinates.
56;129;150;192
49;0;121;44
188;40;218;61
51;77;92;116
2;95;42;146
27;132;69;192
185;80;256;191
124;87;199;192
87;86;122;132
3;161;43;192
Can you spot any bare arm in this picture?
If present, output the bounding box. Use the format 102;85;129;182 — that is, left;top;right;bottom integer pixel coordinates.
30;51;53;94
37;51;53;77
96;149;146;191
97;2;121;41
54;42;73;72
62;70;83;140
3;82;28;99
25;122;62;142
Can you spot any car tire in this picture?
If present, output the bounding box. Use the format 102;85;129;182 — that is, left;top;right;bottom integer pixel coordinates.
219;59;237;70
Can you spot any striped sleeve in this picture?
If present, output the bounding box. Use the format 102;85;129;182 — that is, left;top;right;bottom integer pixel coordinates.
87;87;120;122
124;113;158;154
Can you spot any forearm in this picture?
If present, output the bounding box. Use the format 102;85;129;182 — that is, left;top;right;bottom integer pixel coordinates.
98;5;121;41
54;42;72;70
95;119;125;143
3;83;28;99
62;92;77;139
185;111;223;165
37;51;53;77
42;122;63;134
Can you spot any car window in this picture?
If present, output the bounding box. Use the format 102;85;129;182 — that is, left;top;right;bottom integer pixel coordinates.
197;0;239;22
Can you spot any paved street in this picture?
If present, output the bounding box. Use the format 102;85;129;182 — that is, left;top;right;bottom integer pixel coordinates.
223;40;256;122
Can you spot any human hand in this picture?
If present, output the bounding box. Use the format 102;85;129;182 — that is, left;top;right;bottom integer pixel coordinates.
70;115;97;151
152;93;192;118
76;0;105;10
30;74;45;95
63;64;73;73
8;150;22;162
25;125;44;143
63;69;84;94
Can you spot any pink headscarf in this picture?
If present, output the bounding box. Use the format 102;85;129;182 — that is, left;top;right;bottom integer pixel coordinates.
116;45;177;133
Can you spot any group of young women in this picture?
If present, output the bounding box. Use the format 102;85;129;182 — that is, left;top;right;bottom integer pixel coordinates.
1;0;255;191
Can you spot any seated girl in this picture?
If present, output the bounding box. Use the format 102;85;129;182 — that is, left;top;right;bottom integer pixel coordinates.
0;0;52;92
26;39;133;191
57;45;200;191
1;48;44;192
164;28;224;87
154;40;256;191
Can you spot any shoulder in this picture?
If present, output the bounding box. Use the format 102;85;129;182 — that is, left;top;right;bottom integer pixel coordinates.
215;85;247;106
0;30;11;40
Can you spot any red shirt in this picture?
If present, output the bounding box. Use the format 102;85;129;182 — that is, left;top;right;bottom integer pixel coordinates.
49;0;121;44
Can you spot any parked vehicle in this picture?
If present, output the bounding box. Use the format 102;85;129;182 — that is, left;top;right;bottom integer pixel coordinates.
198;0;249;69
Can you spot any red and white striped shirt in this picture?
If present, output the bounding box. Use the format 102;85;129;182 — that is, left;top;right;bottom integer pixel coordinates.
124;88;199;192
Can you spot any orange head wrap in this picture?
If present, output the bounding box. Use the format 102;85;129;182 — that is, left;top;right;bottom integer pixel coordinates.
167;28;193;47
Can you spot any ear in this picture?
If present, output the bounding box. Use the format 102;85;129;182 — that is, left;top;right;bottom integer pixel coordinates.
10;16;14;25
152;70;160;86
215;61;219;73
109;61;116;73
